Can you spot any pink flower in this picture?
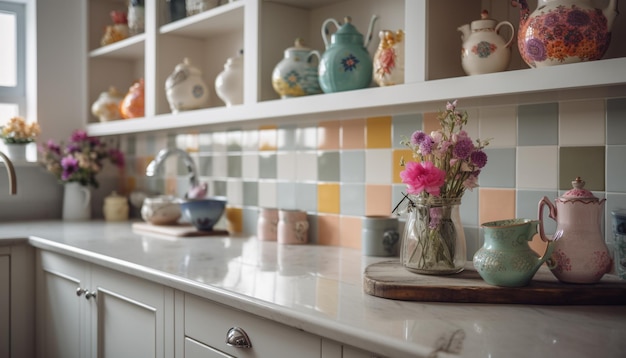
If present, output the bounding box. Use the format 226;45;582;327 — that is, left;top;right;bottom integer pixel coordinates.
400;161;446;196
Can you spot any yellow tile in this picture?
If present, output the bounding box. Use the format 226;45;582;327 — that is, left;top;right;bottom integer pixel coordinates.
317;214;340;246
366;116;392;148
340;216;362;249
392;149;414;184
478;188;516;225
259;125;277;151
317;183;340;214
366;184;392;216
318;121;341;150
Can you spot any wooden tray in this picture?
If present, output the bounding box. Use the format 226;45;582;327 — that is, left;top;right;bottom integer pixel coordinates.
132;222;229;237
363;260;626;305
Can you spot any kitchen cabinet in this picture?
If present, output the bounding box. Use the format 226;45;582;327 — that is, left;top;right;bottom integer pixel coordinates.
36;250;174;358
84;0;626;137
0;244;35;358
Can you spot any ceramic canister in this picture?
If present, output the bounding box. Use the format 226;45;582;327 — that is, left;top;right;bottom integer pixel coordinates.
277;209;309;244
257;208;279;241
361;216;400;256
272;38;322;98
215;51;244;107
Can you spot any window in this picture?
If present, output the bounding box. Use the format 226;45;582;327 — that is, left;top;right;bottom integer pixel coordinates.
0;1;26;121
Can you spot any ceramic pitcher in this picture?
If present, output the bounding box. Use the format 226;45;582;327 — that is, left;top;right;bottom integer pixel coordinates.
474;219;554;287
63;182;91;221
458;10;514;76
272;38;322;98
538;177;612;283
513;0;618;68
318;15;378;93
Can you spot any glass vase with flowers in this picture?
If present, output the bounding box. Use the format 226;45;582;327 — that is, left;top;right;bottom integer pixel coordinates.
396;100;490;275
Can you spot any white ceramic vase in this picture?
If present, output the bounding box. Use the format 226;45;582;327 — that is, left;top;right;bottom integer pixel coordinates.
215;51;244;107
63;182;92;221
5;143;28;162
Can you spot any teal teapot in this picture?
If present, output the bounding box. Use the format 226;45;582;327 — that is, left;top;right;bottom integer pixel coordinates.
318;15;378;93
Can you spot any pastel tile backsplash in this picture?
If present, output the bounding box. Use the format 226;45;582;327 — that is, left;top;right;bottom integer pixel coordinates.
124;97;626;259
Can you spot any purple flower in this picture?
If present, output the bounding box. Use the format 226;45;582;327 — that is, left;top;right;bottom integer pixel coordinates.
40;140;61;155
525;38;547;62
446;100;457;111
70;130;88;143
419;136;434;155
567;10;590;27
470;150;488;168
411;130;426;145
60;156;79;180
452;137;474;159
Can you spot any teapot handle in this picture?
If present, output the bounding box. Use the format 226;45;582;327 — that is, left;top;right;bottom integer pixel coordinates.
307;50;321;65
538;196;558;242
321;18;341;49
495;21;515;49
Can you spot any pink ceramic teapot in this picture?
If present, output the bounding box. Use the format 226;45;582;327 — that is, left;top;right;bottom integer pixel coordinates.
538;177;612;283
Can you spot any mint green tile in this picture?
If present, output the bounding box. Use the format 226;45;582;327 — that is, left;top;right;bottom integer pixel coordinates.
340;183;365;216
480;148;515;188
227;129;242;152
340;151;365;183
559;146;605;191
607;146;626;192
607;97;626;145
243;181;258;206
318;151;340;181
227;155;242;178
518;103;558;146
393;113;422;148
296;183;317;212
259;153;277;179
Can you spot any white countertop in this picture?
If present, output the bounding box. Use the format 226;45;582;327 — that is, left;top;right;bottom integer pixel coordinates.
1;220;625;358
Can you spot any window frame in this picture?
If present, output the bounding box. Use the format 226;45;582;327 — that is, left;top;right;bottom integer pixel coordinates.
0;1;26;116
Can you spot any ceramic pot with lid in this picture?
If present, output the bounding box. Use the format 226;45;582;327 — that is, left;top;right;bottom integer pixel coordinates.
271;38;321;98
103;191;129;221
120;78;145;119
215;50;244;107
538;177;612;283
91;86;123;122
165;58;210;113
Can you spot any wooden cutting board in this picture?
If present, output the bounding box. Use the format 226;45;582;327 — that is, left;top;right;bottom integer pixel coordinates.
363;260;626;305
132;222;229;237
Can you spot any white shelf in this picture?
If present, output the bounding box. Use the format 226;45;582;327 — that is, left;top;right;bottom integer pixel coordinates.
86;57;626;136
89;34;146;60
159;1;245;38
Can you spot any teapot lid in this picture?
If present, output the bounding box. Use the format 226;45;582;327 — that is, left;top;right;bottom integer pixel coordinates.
471;10;497;31
285;38;311;53
105;191;127;204
561;177;598;200
174;58;202;75
335;16;363;37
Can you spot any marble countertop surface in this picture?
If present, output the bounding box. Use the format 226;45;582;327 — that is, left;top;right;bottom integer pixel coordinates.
1;220;625;358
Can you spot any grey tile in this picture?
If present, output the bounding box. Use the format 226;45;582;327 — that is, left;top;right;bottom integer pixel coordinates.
318;151;340;181
243;181;258;207
518;102;558;146
559;146;605;191
607;145;626;192
227;129;242;152
296;183;317;212
198;133;213;152
340;183;365;216
259;153;277;179
340;151;365;183
459;188;478;227
607;97;626;145
227;155;242;178
392;184;409;215
277;181;297;209
393;113;423;148
213;180;227;196
278;125;297;150
242;207;259;235
198;155;212;176
464;227;480;261
479;148;516;188
516;189;558;235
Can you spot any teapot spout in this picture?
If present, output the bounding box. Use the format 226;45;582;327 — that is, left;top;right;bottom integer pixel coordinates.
364;14;379;48
457;24;470;41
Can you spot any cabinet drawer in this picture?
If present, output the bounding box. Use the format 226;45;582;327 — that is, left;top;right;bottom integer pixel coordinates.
185;337;234;358
185;294;320;358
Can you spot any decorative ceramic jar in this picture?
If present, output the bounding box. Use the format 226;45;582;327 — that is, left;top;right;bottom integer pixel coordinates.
128;0;145;35
271;38;322;98
165;58;210;113
120;78;145;119
186;0;219;16
257;208;279;241
400;197;466;275
100;11;129;46
277;209;309;245
215;51;244;107
474;219;555;287
458;10;514;76
513;0;618;68
91;86;123;122
318;15;378;93
538;177;612;283
103;191;129;221
372;29;404;86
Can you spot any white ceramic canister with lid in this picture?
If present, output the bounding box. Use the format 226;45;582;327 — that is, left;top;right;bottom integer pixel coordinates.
215;50;244;107
165;58;210;113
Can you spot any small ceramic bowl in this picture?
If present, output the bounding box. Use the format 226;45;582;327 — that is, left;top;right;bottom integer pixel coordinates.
141;195;182;225
180;196;227;231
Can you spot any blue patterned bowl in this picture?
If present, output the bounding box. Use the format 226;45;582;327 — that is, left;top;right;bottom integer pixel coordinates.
180;197;227;231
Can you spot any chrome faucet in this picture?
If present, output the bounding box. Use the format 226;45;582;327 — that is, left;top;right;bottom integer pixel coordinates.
145;147;199;190
0;151;17;195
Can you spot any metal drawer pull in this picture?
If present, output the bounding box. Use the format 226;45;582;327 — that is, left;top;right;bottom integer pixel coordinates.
76;288;87;296
225;327;252;348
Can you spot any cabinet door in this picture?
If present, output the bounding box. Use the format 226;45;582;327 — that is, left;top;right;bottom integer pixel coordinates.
184;338;234;358
0;255;9;358
37;251;90;358
91;265;173;358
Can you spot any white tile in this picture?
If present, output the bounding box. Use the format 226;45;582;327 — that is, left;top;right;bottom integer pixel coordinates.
227;179;243;206
258;180;277;208
559;99;606;146
517;146;558;189
365;149;392;184
479;105;517;147
296;151;318;181
212;153;228;178
242;153;259;179
277;152;297;180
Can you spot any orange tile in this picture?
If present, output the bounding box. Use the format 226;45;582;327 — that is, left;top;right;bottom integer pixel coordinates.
366;116;392;148
392;149;415;184
341;118;365;149
317;183;340;214
318;121;341;150
317;214;341;246
478;188;516;225
365;184;392;216
423;111;440;134
340;216;362;249
259;125;277;151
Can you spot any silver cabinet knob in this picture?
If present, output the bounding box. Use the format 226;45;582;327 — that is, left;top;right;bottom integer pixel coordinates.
225;327;252;348
85;291;97;300
76;288;87;296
